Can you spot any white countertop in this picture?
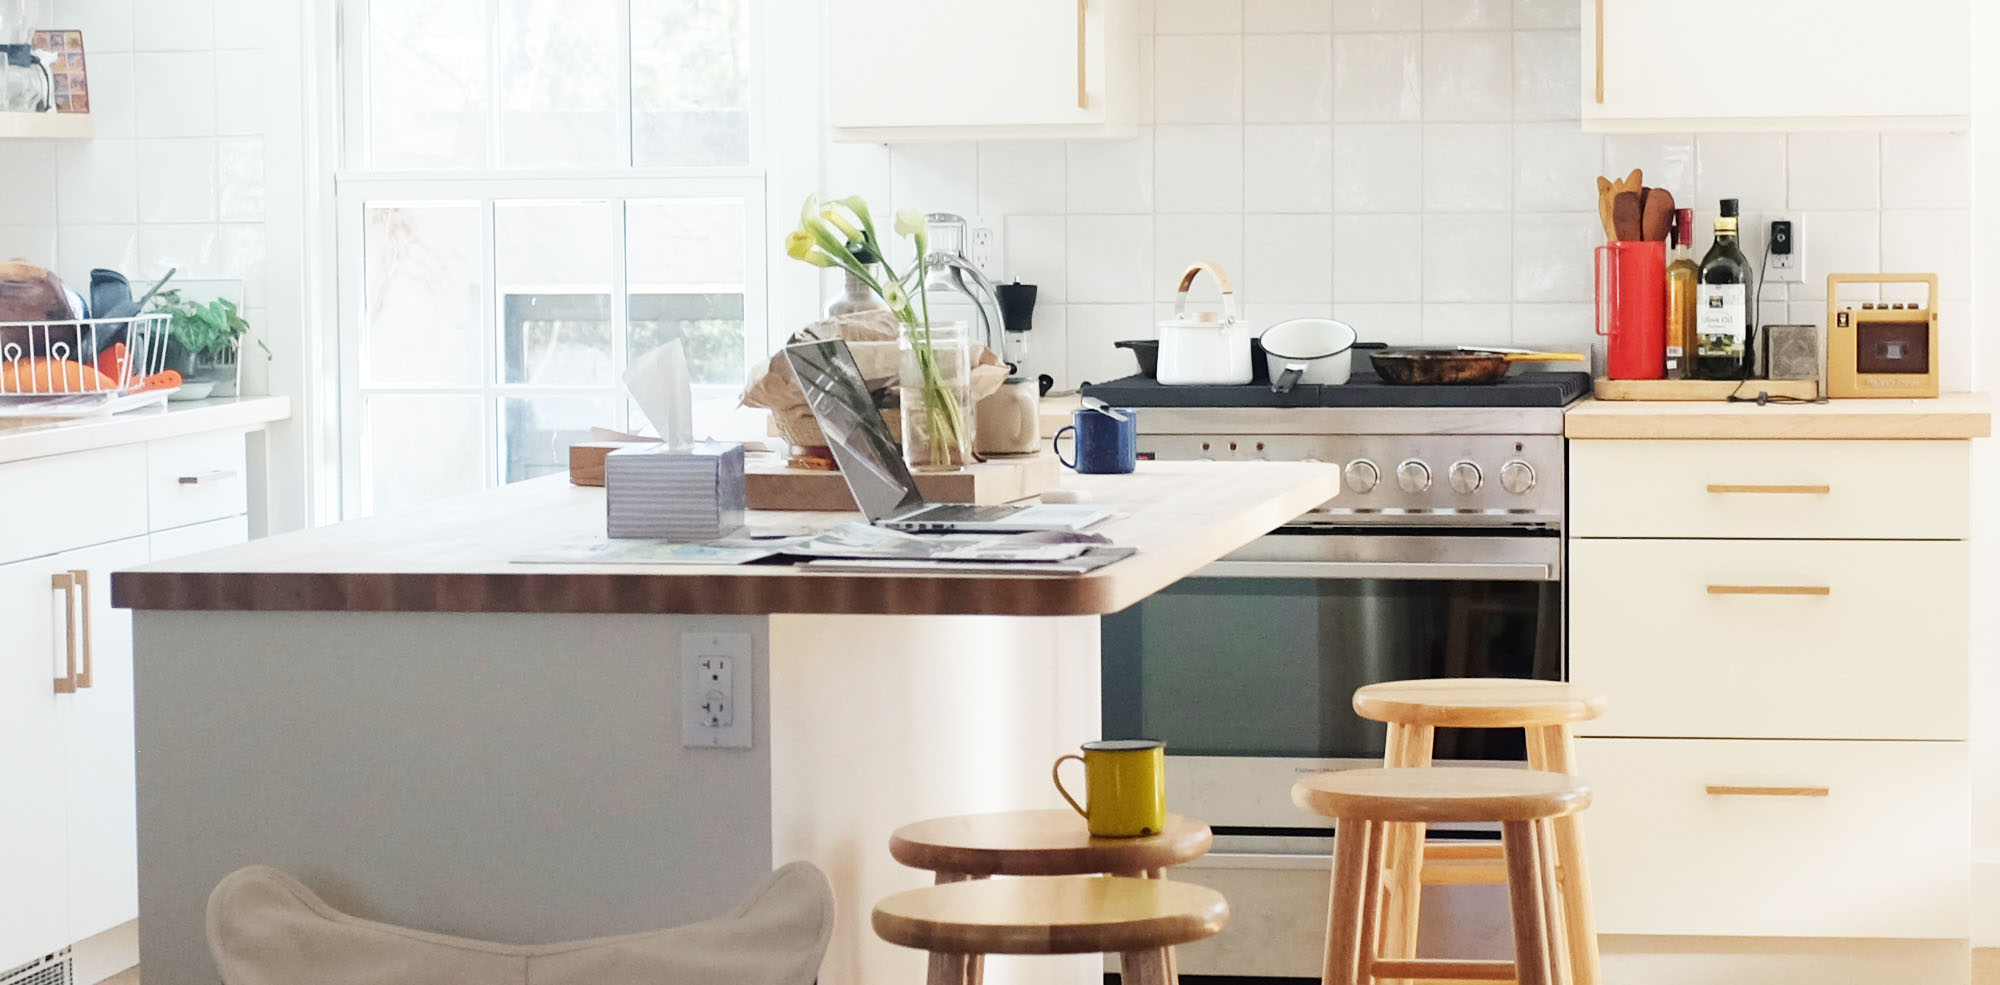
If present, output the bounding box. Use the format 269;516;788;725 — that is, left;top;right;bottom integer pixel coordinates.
0;396;292;465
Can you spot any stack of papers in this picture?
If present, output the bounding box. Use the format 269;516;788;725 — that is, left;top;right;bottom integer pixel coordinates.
520;523;1135;576
605;442;747;541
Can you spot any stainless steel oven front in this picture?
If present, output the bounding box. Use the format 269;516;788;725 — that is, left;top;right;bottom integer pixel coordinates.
1099;522;1563;979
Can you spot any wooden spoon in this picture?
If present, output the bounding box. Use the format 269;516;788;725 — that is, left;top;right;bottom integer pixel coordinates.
1641;187;1676;241
1612;191;1642;242
1596;176;1616;241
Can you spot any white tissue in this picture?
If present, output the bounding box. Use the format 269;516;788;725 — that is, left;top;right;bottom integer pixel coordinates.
623;337;694;449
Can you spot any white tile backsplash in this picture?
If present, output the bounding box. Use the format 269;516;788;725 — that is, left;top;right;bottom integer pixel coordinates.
137;138;218;223
83;53;136;138
214;49;263;135
0;226;58;266
212;0;261;49
1244;125;1335;213
0;143;59;226
59;0;135;52
55;225;138;282
1244;34;1333;123
133;51;218;137
1155;125;1243;213
217;137;265;222
134;0;215;52
137;222;219;280
869;16;1967;383
55;140;138;225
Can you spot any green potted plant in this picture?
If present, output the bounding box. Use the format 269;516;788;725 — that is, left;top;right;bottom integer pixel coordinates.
150;289;265;397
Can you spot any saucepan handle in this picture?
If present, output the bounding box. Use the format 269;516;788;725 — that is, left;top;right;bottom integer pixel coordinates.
1271;364;1305;394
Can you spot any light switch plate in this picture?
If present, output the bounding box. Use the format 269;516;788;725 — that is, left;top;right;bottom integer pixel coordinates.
681;632;752;748
1763;213;1804;284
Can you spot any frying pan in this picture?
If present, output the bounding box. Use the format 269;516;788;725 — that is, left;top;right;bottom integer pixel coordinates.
1370;346;1586;385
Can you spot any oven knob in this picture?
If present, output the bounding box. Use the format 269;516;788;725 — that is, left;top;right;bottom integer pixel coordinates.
1395;460;1431;493
1500;460;1537;494
1448;460;1483;494
1343;459;1380;493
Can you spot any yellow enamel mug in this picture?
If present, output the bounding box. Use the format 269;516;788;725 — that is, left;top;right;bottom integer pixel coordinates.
1052;739;1167;837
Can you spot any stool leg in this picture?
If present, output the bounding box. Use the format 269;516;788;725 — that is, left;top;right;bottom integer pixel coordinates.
1501;820;1555;985
925;952;973;985
932;873;987;985
1119;947;1173;985
1356;820;1387;983
1535;818;1572;985
1379;725;1433;985
1324;818;1372;985
1534;725;1602;985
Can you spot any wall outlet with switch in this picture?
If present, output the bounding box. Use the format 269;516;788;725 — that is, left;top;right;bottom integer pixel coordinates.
1764;215;1804;284
681;632;752;748
968;215;1004;282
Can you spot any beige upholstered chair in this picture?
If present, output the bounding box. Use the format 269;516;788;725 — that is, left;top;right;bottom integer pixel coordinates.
206;862;836;985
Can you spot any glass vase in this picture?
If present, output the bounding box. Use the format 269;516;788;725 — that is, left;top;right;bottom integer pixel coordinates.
899;321;975;472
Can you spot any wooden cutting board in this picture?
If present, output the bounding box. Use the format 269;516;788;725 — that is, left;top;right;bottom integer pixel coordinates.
746;453;1062;511
1592;379;1820;401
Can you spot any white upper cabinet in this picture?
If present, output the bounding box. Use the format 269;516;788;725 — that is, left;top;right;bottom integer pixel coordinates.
827;0;1140;141
1583;0;1970;131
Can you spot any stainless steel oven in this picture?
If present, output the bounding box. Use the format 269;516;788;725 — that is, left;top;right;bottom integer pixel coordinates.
1101;416;1571;979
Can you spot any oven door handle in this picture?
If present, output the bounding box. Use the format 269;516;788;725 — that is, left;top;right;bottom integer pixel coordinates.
1198;560;1557;582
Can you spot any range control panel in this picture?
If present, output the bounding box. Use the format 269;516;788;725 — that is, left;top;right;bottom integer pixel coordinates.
1138;433;1565;520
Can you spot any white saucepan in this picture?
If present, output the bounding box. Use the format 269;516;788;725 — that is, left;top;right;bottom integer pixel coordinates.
1259;318;1358;392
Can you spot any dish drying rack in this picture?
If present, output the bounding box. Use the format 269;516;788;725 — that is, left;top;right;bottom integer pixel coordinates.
0;313;175;417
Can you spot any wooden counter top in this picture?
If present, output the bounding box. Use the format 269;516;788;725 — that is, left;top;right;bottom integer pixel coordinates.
0;396;291;464
112;460;1338;617
1564;393;1991;440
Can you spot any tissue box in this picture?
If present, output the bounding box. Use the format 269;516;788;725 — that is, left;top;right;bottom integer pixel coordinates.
605;442;747;541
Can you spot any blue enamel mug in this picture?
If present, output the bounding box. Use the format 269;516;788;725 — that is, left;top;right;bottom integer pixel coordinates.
1053;407;1137;474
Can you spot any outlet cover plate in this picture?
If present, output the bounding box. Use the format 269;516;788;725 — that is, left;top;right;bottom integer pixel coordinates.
681;632;752;749
1763;213;1804;284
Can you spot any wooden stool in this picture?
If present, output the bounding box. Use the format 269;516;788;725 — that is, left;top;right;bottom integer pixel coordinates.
1292;767;1590;985
890;810;1213;882
1352;679;1607;985
872;874;1228;985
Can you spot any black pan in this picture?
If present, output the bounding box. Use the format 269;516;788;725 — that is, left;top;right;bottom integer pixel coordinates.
1370;347;1586;385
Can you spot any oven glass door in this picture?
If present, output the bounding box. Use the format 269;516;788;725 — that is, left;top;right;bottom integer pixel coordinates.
1100;531;1562;764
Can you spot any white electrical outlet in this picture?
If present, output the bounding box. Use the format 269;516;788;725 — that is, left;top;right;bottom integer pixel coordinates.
969;215;1004;282
681;632;752;748
1763;214;1805;284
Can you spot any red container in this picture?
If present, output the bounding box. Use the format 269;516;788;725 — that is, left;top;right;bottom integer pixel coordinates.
1595;241;1666;380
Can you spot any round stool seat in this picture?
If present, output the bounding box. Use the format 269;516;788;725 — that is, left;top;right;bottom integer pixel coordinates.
1353;678;1608;729
889;810;1213;877
1293;767;1590;824
872;875;1228;956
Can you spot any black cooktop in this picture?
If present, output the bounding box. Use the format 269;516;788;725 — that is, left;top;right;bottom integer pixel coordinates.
1080;370;1593;409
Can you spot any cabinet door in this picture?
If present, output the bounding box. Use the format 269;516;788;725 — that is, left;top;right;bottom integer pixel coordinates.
60;537;151;943
828;0;1111;131
0;555;79;968
149;514;250;562
1584;0;1969;128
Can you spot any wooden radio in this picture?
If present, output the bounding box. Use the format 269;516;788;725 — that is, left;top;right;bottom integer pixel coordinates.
1825;273;1939;399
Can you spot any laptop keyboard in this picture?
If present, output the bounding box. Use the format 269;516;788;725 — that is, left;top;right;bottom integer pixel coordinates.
906;504;1023;523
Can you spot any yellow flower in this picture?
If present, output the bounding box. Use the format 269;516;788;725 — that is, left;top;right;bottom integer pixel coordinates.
785;230;836;267
820;204;864;243
894;209;928;238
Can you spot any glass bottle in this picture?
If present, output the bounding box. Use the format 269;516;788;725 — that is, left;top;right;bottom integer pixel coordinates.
1694;199;1753;380
1664;208;1700;380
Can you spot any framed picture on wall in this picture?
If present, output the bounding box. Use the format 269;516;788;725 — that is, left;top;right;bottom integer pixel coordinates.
32;30;88;114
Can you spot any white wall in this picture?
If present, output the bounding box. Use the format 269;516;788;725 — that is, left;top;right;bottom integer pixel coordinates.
822;1;1973;391
1968;0;1999;947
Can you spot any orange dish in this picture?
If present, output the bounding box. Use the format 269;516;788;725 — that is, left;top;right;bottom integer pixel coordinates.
0;358;118;394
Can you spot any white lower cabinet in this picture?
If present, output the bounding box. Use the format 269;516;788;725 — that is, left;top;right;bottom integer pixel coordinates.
1577;738;1970;940
0;536;150;966
0;429;256;974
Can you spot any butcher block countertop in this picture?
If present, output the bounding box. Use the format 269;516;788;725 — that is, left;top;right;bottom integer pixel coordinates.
0;396;290;464
112;460;1338;617
1564;393;1991;440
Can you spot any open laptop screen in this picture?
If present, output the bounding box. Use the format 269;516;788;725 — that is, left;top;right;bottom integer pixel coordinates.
783;339;926;522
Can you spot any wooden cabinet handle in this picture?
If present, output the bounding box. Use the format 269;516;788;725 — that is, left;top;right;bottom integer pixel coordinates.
51;572;77;694
1705;785;1830;798
1593;0;1604;103
1706;585;1831;596
1705;484;1831;495
71;569;92;690
179;468;240;485
1076;0;1089;109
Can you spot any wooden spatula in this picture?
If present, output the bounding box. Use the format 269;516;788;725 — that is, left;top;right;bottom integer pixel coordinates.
1641;187;1676;241
1596;176;1616;242
1612;192;1642;242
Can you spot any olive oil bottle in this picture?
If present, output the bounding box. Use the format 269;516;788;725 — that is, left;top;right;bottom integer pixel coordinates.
1694;199;1752;380
1664;208;1699;380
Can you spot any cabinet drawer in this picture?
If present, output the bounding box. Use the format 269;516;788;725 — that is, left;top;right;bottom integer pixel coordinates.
1570;440;1968;539
148;515;249;562
0;445;148;565
1570;539;1967;740
1575;738;1968;940
147;432;247;531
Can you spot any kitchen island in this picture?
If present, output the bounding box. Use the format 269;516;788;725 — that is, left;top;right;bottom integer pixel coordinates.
112;460;1337;985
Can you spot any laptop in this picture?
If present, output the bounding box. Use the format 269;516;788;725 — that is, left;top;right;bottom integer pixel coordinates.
783;339;1115;534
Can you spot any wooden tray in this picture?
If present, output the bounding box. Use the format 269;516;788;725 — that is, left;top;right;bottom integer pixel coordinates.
747;454;1061;511
1593;379;1820;401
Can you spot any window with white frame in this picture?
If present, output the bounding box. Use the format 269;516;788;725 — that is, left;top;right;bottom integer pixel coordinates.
335;0;766;518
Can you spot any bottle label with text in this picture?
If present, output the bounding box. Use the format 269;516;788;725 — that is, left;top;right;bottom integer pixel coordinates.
1696;284;1746;358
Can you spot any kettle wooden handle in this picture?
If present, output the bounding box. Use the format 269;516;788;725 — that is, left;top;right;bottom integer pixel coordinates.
1173;261;1237;322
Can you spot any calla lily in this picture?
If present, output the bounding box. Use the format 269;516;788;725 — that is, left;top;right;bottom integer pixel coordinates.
837;196;881;245
784;229;815;261
819;204;864;243
893;209;927;238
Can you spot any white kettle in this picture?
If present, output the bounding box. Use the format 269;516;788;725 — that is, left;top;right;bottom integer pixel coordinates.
1156;261;1252;386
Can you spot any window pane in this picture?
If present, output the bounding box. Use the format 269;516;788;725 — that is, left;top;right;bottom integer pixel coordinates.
368;0;488;168
496;201;615;384
631;0;751;166
502;395;615;483
626;198;747;388
498;0;623;168
363;204;484;386
364;394;485;515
